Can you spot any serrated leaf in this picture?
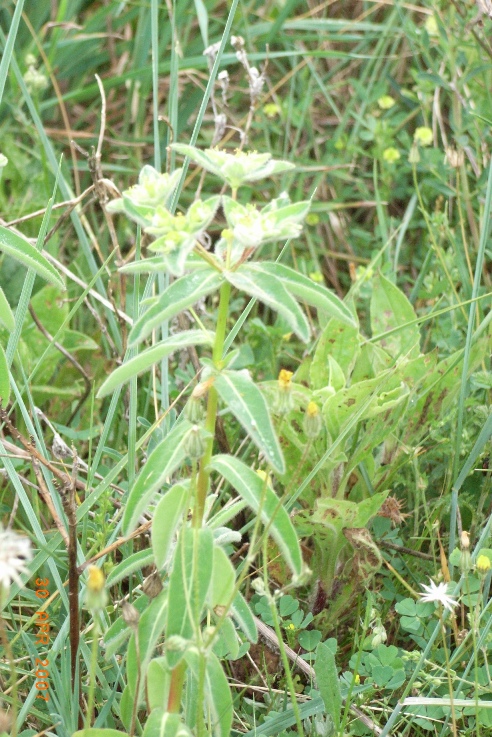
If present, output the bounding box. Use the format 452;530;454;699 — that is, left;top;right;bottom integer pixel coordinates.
371;273;419;358
0;344;10;404
122;420;193;535
152;482;188;568
129;270;223;346
166;528;214;666
0;287;14;331
0;224;64;289
251;262;357;327
225;267;310;342
106;549;155;587
184;648;233;737
97;330;214;398
210;455;304;579
214;369;284;474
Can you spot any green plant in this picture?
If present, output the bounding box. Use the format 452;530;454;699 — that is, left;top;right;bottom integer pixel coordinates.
93;145;359;737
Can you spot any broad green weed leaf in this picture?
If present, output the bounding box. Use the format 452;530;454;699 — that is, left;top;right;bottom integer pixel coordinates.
210;455;304;580
184;648;233;737
225;267;310;342
166;528;214;666
312;491;389;533
152;482;188;568
0;287;14;331
371;273;420;358
251;262;356;327
214;369;285;474
310;316;360;390
142;710;193;737
97;331;214;397
315;641;341;731
122;420;193;535
321;371;407;437
0;344;9;404
129;270;223;346
0;224;64;289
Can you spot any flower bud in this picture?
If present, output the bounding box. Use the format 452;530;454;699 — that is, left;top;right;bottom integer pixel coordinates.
304;401;322;439
142;571;163;599
185;395;205;423
274;369;294;414
184;424;206;460
85;566;108;612
121;601;140;631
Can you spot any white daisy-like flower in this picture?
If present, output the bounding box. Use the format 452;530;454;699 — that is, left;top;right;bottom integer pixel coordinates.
419;579;457;611
0;524;32;592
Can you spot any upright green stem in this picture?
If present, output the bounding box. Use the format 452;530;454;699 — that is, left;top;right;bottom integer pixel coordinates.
194;281;232;527
85;616;100;730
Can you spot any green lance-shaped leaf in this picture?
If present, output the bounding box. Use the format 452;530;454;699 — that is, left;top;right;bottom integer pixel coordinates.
371;272;420;358
166;528;214;667
72;730;130;737
97;330;214;398
129;270;224;346
106;549;155;587
225;267;310;342
0;224;64;290
315;641;341;732
208;544;236;609
184;647;233;737
231;591;258;643
152;482;189;569
0;344;10;405
249;262;357;328
210;455;304;580
126;591;168;698
142;711;193;737
0;288;14;331
214;368;285;474
122;420;193;535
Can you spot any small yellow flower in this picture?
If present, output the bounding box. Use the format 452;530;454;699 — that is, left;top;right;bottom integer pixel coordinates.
378;95;395;110
87;565;105;593
278;369;294;389
414;126;433;147
256;470;270;485
286;622;296;631
263;103;281;119
476;555;491;575
383;147;401;164
309;271;323;283
425;16;439;37
306;401;319;417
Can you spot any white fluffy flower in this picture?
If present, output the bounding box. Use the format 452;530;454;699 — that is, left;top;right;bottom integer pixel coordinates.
0;525;32;592
419;579;457;611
